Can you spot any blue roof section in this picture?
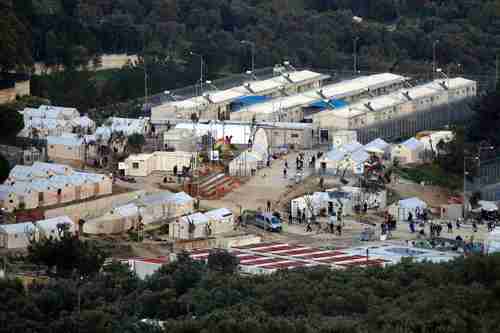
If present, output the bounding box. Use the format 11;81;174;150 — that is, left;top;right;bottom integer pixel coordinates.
231;95;270;111
309;98;348;111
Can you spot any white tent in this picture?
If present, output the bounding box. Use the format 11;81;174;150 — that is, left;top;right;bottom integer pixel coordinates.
486;229;500;254
388;197;428;221
35;216;76;240
0;222;36;249
472;200;498;213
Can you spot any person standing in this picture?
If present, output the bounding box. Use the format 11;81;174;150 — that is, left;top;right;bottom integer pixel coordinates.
285;160;288;169
267;200;271;212
283;168;287;179
447;221;453;233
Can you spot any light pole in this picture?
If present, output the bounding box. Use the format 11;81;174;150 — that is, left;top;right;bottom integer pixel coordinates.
432;40;439;79
463;156;479;218
436;68;450;125
241;40;255;77
353;37;359;74
190;51;204;96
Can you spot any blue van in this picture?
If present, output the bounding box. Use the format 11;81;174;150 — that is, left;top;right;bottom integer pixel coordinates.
251;213;282;232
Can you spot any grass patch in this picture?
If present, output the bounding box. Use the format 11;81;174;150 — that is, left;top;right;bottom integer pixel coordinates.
395;163;462;191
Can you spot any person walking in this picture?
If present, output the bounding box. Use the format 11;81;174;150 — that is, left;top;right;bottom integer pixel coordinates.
285;160;288;169
336;224;342;236
267;200;271;212
306;222;313;232
283;168;287;179
447;221;453;233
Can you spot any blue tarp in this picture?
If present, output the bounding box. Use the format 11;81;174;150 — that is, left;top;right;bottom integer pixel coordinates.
309;98;348;111
231;95;270;111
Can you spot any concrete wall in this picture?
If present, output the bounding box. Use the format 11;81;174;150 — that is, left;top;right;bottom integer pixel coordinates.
44;190;145;224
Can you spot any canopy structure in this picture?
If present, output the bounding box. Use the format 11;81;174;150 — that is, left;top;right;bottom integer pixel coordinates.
308;98;348;111
231;95;270;112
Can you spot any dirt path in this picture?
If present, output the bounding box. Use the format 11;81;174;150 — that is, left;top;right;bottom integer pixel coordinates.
203;151;317;213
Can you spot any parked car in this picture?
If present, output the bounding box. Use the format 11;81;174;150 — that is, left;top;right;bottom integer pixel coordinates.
249;212;282;232
119;175;136;183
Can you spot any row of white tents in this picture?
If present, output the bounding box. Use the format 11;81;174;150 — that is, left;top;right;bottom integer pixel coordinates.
0;216;76;249
291;186;388;219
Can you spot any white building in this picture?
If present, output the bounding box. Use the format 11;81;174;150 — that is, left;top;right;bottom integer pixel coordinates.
0;162;112;212
169;207;234;240
391;138;425;164
388;197;428;222
35;216;76;240
0;222;36;249
120;151;193;177
18;105;87;139
96;117;150;141
313;77;477;141
47;135;86;163
231;73;408;123
151;69;328;123
83;191;194;235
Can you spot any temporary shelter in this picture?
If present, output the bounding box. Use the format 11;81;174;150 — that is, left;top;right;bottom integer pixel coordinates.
229;150;260;176
331;130;358;149
84;203;138;235
391;138;424;164
170;212;214;240
471;200;498;213
0;222;36;249
388;197;428;221
363;138;390;157
204;208;235;233
486;229;500;254
338;186;387;209
290;191;354;220
120;151;193;177
35;216;76;240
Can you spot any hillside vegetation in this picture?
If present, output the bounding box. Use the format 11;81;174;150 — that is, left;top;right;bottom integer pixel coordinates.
2;250;500;333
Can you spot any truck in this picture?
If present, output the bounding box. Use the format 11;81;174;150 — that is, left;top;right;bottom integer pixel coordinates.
249;212;282;232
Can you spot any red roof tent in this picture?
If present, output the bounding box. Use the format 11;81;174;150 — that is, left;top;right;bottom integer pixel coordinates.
272;248;327;256
297;251;346;259
239;258;285;266
251;244;303;253
238;255;267;262
233;242;282;250
139;258;169;264
318;255;367;263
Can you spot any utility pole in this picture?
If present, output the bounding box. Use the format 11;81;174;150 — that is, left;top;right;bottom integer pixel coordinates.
241;40;256;76
432;40;439;79
353;37;359;74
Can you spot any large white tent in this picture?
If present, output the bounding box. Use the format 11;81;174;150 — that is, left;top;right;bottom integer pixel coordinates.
388;197;428;221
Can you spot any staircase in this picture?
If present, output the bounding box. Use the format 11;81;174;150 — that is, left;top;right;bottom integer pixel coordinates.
185;172;240;199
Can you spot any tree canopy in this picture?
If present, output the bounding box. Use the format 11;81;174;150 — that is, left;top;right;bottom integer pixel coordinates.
4;247;500;333
0;104;24;141
27;233;106;278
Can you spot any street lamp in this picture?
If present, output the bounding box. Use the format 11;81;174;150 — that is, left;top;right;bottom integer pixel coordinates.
463;155;479;218
241;40;255;77
353;37;360;74
190;51;204;96
432;40;439;78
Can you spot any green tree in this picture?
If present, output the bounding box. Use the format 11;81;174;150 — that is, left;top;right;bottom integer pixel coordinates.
28;233;106;278
0;104;24;140
127;133;146;153
207;249;239;274
0;2;32;72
